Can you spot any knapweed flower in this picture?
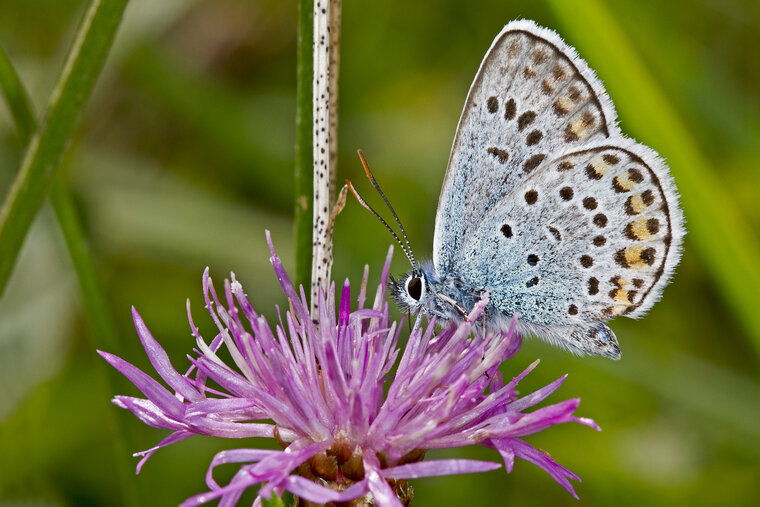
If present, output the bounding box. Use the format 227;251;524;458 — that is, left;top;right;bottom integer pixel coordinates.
99;232;599;506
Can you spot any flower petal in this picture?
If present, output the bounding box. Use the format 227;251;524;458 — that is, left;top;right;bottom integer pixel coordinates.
364;453;403;507
134;430;193;473
132;307;202;402
496;441;516;473
382;459;501;479
255;440;332;499
281;476;369;503
488;399;582;438
205;448;281;489
112;396;186;431
98;350;185;420
510;438;581;499
266;230;308;324
508;374;567;412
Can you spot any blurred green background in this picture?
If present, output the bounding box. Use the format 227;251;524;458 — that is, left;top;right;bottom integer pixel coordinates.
1;0;759;505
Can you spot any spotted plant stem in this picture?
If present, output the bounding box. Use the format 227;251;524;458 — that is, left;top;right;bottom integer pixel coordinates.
310;0;342;317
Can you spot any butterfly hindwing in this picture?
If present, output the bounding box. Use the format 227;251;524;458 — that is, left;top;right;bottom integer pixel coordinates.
434;19;618;273
458;141;683;328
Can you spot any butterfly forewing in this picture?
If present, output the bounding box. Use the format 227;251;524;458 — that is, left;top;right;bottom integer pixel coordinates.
434;20;618;273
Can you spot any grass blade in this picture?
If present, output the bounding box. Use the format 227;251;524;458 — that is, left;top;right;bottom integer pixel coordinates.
0;46;36;143
0;45;122;351
0;0;129;297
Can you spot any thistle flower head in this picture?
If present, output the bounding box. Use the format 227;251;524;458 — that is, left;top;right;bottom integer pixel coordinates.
99;232;599;505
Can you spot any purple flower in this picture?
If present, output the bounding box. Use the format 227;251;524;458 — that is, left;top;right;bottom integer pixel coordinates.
99;232;599;506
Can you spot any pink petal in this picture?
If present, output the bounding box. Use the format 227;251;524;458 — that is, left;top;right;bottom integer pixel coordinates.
281;476;369;503
134;430;192;473
364;453;403;507
98;350;185;419
511;438;581;499
205;448;280;489
112;396;185;431
382;459;501;479
132;307;202;402
508;374;567;412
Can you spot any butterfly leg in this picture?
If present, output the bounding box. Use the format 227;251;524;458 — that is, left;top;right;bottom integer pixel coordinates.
435;292;470;320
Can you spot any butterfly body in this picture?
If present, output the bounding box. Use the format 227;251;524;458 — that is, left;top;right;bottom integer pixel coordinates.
391;261;622;359
388;20;684;359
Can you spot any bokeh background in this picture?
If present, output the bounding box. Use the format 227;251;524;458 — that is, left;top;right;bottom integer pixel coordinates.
1;0;759;505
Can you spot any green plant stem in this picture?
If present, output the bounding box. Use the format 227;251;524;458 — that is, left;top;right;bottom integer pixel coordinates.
0;0;129;297
47;179;139;507
48;180;121;350
294;0;314;291
547;0;760;356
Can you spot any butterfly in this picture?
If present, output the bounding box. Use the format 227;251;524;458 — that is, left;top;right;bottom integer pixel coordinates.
349;19;684;359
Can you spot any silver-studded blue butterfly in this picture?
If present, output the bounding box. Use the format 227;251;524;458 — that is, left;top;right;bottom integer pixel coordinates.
351;20;684;359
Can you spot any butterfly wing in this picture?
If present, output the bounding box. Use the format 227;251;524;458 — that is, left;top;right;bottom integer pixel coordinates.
432;20;684;356
459;142;683;329
434;19;618;273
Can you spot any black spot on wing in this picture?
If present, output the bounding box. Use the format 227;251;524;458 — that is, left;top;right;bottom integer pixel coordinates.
487;147;509;163
517;111;537;131
487;96;498;113
523;154;546;173
504;98;516;120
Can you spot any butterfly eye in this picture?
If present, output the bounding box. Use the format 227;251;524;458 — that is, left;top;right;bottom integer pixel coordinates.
406;276;423;301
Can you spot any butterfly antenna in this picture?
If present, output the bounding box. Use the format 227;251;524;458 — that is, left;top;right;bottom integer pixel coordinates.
346;179;417;269
356;150;418;268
